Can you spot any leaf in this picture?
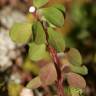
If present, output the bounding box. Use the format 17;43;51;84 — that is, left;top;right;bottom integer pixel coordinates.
32;21;46;44
67;72;86;89
26;63;57;89
48;27;65;52
22;58;40;75
26;76;42;89
33;0;49;8
66;48;82;66
28;43;50;61
64;87;71;96
8;81;22;96
53;4;65;14
39;63;57;85
41;7;64;27
64;87;84;96
70;65;88;75
70;87;84;96
10;23;32;45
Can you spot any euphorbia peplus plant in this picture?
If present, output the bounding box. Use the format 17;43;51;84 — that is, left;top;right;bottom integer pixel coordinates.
10;0;88;96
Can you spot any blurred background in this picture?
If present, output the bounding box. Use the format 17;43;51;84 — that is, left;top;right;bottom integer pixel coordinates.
0;0;96;96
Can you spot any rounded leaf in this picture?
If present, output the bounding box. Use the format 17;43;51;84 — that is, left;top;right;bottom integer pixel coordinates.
67;72;86;89
10;23;32;45
70;87;83;96
70;65;88;75
33;0;49;8
28;43;50;61
48;27;65;52
53;4;65;14
39;63;57;85
22;59;40;75
64;87;83;96
26;77;42;89
8;81;22;96
32;21;46;44
66;48;82;66
41;7;64;27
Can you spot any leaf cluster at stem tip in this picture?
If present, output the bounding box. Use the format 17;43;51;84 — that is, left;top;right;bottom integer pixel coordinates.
10;0;66;61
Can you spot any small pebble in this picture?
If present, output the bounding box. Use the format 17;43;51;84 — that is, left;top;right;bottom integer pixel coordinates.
20;88;34;96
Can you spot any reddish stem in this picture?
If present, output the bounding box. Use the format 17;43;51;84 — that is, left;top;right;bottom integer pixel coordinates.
33;11;65;96
47;45;65;96
43;22;65;96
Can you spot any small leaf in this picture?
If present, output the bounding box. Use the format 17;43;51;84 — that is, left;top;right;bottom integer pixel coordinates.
70;87;84;96
8;81;22;96
67;73;86;89
10;23;32;45
32;21;46;44
22;58;40;75
26;64;57;89
26;76;42;89
70;65;88;75
64;87;84;96
42;7;64;27
53;4;65;14
39;63;57;85
33;0;48;8
28;43;50;61
66;48;82;66
48;27;65;52
64;87;71;96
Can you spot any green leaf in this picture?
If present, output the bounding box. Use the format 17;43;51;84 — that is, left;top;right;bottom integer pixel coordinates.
70;65;88;75
8;81;22;96
26;76;42;89
10;23;32;45
32;21;46;44
22;58;40;75
53;4;65;14
33;0;48;8
42;7;64;27
70;87;84;96
64;87;71;96
64;87;84;96
66;48;82;66
48;27;65;52
28;43;50;61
